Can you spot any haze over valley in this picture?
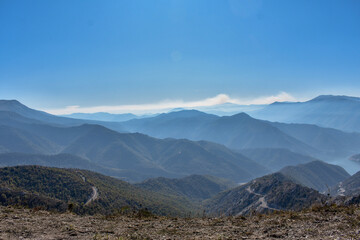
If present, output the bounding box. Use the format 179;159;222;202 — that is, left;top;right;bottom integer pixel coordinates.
1;98;360;198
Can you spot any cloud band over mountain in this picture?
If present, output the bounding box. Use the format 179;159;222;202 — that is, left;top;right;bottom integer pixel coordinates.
45;92;296;115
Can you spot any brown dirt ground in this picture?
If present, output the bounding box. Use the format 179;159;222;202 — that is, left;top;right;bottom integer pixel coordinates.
0;205;359;239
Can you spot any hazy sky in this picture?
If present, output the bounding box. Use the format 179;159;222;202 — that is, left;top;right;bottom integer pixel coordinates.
1;0;360;114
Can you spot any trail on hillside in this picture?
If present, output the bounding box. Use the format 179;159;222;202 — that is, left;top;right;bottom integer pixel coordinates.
337;182;345;196
238;184;278;215
77;172;99;205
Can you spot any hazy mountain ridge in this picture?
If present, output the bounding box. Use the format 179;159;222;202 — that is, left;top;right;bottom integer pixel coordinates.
2;99;360;182
250;95;360;132
0;100;125;132
120;108;360;164
60;127;268;182
0;100;88;127
0;152;144;181
271;122;360;158
63;112;139;122
135;175;235;201
0;102;267;183
123;110;219;140
122;111;319;156
0;125;59;154
5;99;360;162
240;148;317;172
1;98;360;217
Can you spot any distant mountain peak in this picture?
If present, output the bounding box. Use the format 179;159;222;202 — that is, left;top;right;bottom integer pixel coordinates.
77;123;114;133
310;95;360;102
270;101;296;105
231;112;252;119
170;107;186;112
165;109;215;118
0;99;27;108
63;112;138;122
0;99;21;104
0;100;40;117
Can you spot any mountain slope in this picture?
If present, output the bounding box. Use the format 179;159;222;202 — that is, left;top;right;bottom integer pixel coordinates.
240;148;317;172
331;171;360;196
271;122;360;158
63;112;138;122
279;161;350;192
0;100;125;132
0;152;141;181
62;125;268;182
250;95;360;132
0;109;267;183
205;173;324;216
0;125;58;154
0;153;99;169
123;110;219;139
6;101;360;162
136;175;235;201
122;111;317;155
0;100;87;126
195;113;316;154
123;109;360;161
0;165;198;216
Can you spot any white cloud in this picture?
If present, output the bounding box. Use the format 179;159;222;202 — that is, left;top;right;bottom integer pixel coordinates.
232;92;297;105
45;92;297;115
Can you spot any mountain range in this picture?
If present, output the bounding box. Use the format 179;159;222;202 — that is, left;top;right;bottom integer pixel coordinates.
0;100;125;132
1;98;360;217
250;95;360;133
63;112;146;122
240;148;317;172
5;97;360;162
0;165;337;218
1;98;360;181
270;121;360;158
120;108;360;163
0;152;144;181
60;94;360;134
122;111;317;155
0;101;268;183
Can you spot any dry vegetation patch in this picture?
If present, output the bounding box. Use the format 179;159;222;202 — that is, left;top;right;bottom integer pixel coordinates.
0;205;359;239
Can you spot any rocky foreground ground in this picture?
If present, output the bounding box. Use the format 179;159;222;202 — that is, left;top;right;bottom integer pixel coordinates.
0;205;359;239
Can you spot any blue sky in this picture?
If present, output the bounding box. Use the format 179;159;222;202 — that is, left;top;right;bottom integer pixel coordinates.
1;0;360;114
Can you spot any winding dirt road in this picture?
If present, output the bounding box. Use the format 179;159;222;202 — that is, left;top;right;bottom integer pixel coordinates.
77;172;99;205
238;184;278;214
85;186;98;206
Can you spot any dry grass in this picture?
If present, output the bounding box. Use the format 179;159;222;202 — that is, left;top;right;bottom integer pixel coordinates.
0;204;359;239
